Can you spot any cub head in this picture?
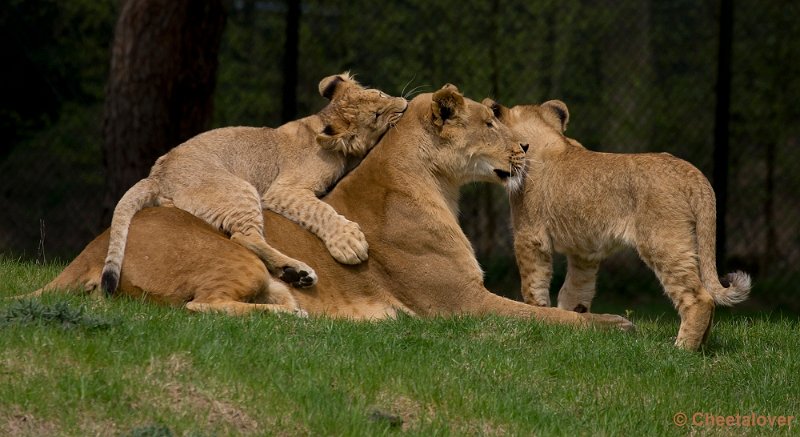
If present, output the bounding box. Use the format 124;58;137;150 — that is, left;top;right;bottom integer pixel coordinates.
316;72;408;156
425;84;528;192
481;98;570;150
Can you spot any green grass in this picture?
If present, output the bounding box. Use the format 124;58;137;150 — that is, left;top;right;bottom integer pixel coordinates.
1;260;799;436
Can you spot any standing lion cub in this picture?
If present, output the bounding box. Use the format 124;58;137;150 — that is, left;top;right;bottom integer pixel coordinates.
485;98;751;350
102;72;407;312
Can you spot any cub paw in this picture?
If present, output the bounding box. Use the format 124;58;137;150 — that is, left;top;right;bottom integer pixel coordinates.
279;265;317;288
325;222;369;265
523;294;551;307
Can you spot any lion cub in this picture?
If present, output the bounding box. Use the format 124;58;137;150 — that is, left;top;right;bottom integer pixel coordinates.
485;98;751;350
102;72;407;312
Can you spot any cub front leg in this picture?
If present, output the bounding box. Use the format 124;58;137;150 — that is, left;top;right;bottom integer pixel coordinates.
261;186;368;264
513;228;554;307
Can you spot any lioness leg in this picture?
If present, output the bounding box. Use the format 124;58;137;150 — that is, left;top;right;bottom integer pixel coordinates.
185;301;307;317
470;287;635;331
557;255;600;313
170;179;316;289
513;229;553;306
636;234;715;350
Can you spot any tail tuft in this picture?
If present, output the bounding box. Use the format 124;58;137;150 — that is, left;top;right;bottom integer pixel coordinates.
712;270;751;306
101;267;119;296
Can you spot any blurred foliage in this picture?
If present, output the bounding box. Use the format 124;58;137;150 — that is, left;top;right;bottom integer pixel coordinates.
0;0;116;154
1;0;798;310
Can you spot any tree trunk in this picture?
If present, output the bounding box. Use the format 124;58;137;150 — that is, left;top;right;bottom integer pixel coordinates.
102;0;226;222
281;0;301;123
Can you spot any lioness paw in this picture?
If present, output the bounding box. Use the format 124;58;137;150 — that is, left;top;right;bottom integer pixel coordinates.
325;222;369;265
279;265;317;288
581;313;636;332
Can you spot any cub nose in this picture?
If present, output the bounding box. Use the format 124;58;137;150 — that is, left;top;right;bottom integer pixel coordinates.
520;143;529;153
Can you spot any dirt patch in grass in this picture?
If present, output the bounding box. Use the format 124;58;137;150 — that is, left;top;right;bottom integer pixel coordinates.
163;382;258;434
1;348;84;380
457;418;509;436
136;352;259;435
371;390;507;435
0;350;39;379
372;390;436;431
77;413;119;436
1;406;59;437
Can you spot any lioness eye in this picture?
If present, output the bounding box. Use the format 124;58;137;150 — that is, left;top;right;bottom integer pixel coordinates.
486;121;494;128
375;112;380;119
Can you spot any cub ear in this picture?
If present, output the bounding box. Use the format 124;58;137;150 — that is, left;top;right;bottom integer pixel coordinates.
540;100;569;133
431;83;465;127
316;123;358;155
481;98;509;120
319;72;357;100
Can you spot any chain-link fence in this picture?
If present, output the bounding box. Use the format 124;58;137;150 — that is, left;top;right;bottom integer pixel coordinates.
1;0;798;310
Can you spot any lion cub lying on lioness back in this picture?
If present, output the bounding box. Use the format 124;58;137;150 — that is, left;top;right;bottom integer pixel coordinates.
103;72;407;312
485;98;751;350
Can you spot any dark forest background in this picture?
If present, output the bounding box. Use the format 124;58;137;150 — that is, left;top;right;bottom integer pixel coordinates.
1;0;798;312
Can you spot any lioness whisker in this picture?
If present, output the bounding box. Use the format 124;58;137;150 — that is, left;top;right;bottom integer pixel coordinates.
404;84;431;99
410;85;431;98
400;73;417;97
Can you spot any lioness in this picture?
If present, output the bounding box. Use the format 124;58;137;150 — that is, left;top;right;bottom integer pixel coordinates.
30;85;633;331
484;98;750;350
102;72;407;313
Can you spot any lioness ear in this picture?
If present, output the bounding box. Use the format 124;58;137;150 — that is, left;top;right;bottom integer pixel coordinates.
319;72;357;100
481;98;509;120
431;84;465;127
541;100;569;133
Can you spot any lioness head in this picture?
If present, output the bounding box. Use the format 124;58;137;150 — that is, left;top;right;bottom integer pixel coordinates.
316;72;408;157
425;84;528;191
481;98;570;148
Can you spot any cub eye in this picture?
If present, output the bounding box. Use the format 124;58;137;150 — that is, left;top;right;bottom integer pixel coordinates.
374;112;380;120
486;121;494;128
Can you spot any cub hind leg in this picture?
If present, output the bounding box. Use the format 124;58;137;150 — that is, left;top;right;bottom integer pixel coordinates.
171;177;316;290
557;255;601;313
636;230;715;350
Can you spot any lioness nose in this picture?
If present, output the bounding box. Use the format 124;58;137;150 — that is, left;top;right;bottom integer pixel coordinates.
520;143;529;153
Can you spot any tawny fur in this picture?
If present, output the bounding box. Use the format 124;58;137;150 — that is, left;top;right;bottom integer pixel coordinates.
25;85;634;331
101;72;408;313
483;98;751;350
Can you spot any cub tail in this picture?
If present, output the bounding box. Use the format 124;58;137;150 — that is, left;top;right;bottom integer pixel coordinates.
102;178;160;295
712;271;752;306
693;175;752;306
